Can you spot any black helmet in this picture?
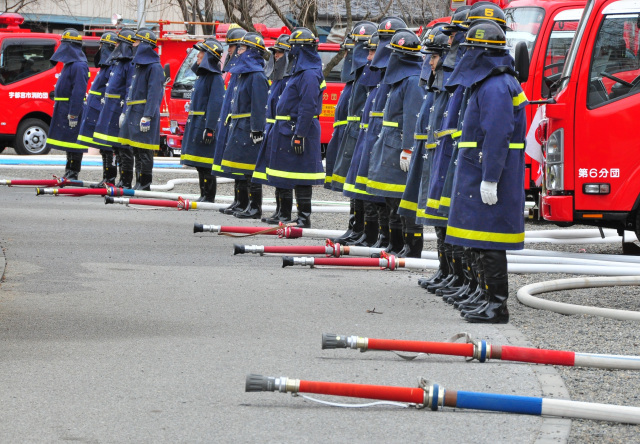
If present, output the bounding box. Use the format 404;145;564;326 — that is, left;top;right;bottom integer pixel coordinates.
269;34;291;53
290;27;318;45
199;38;224;60
442;6;472;35
340;35;355;50
351;21;377;42
465;3;507;30
240;32;267;53
99;31;118;47
461;21;508;51
117;28;136;45
366;32;380;50
387;28;422;57
135;28;157;47
226;27;247;46
421;32;449;54
377;16;407;35
61;28;82;45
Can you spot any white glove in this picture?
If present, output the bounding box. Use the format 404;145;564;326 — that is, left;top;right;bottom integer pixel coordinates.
67;115;78;128
480;181;498;205
399;149;412;172
140;116;151;133
119;113;125;128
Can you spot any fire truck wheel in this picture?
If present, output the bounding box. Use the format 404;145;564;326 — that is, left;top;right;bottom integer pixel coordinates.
15;118;50;155
0;146;5;154
635;210;640;242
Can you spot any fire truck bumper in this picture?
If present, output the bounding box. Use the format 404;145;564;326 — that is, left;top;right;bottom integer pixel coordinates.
542;194;573;222
166;135;182;156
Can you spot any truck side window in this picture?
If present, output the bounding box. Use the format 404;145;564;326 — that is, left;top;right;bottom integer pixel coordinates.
542;20;578;98
587;14;640;108
319;51;343;83
0;39;55;85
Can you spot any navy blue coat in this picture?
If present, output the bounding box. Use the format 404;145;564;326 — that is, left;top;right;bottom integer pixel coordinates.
181;55;225;169
118;43;164;150
398;90;433;221
366;53;423;199
445;51;528;251
93;45;135;148
267;46;326;187
323;81;352;189
77;46;114;150
46;42;89;153
211;73;242;178
220;49;269;175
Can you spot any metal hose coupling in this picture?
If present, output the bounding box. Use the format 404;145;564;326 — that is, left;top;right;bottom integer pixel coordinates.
234;245;264;255
245;374;300;393
35;187;55;196
281;256;314;268
104;196;115;204
418;378;445;411
322;334;368;351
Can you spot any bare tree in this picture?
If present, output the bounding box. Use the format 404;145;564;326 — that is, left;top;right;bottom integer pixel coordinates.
3;0;40;12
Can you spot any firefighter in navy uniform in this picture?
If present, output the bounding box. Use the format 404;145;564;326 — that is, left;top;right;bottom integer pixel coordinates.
365;29;424;256
220;32;269;219
77;32;117;187
332;21;378;246
118;28;165;191
266;27;326;228
180;38;225;202
253;34;294;224
213;28;248;215
45;29;89;179
93;28;136;188
445;21;528;324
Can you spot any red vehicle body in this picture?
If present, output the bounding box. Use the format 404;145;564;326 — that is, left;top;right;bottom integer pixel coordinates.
162;24;345;157
540;0;640;238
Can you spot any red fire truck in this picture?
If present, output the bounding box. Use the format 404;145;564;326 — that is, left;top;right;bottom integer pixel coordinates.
162;24;345;157
540;0;640;239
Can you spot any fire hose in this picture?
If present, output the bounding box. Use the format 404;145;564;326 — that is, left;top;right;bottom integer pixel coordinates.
1;177;90;187
245;374;640;423
321;332;640;370
194;223;344;238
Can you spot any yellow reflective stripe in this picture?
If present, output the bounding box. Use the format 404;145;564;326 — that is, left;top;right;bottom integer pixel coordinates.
266;167;325;181
88;91;102;96
319;80;326;89
425;143;437;149
344;183;375;196
458;141;477;148
126;100;147;105
105;93;121;99
77;135;110;147
382;121;399;127
189;111;205;116
118;138;159;150
436;129;456;138
212;164;224;172
369;112;384;117
347;116;361;122
93;132;120;143
426;198;440;209
181;154;213;164
447;226;525;244
466;37;506;45
512;92;528;107
366;179;405;193
275;115;291;121
399;200;418;211
355;176;368;185
221;159;255;171
440;197;451;207
333;120;348;128
331;174;346;184
253;171;267;180
324;176;333;184
229;113;251;119
46;138;85;149
360;123;368;129
452;130;462;139
418;207;447;220
266;118;276;124
54;97;69;101
509;143;525;149
414;134;429;140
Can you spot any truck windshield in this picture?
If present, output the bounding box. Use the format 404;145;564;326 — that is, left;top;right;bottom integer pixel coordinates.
172;49;198;90
541;18;580;97
505;7;546;59
560;0;596;91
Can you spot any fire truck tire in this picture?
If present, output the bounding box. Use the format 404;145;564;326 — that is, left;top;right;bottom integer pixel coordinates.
15;118;50;155
0;146;5;154
635;210;640;242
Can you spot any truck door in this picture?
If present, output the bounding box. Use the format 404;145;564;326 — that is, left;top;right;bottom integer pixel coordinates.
573;6;640;214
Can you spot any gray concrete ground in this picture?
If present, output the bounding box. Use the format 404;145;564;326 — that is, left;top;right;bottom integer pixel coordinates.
1;158;639;443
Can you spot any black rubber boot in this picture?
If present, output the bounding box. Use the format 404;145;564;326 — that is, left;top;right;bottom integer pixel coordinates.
294;185;312;228
201;172;217;203
64;151;83;179
419;227;448;288
370;224;389;249
133;173;152;191
444;249;477;305
383;227;404;256
350;219;379;247
404;232;424;258
457;252;487;312
344;199;365;243
278;188;293;224
436;246;466;297
262;187;281;223
426;244;457;293
333;199;357;243
133;149;153;191
92;151;111;187
105;151;117;185
220;179;241;214
119;148;134;189
195;168;206;201
235;182;262;219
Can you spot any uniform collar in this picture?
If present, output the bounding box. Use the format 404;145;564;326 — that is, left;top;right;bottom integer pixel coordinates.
351;41;369;75
198;52;222;74
132;42;160;65
370;35;392;70
341;47;355;83
50;42;87;64
358;61;382;87
108;43;134;62
446;47;516;91
382;51;422;84
228;47;265;74
443;32;466;70
419;54;431;85
98;45;115;67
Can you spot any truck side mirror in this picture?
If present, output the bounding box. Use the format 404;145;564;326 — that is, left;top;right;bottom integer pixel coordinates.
163;63;171;85
514;41;530;84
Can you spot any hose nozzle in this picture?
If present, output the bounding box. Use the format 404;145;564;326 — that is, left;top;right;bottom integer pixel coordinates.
104;196;114;204
282;256;294;268
35;187;45;196
233;244;245;255
194;223;203;233
245;374;299;393
322;333;349;349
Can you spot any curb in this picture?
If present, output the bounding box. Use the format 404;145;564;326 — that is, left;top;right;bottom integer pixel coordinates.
501;323;572;444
